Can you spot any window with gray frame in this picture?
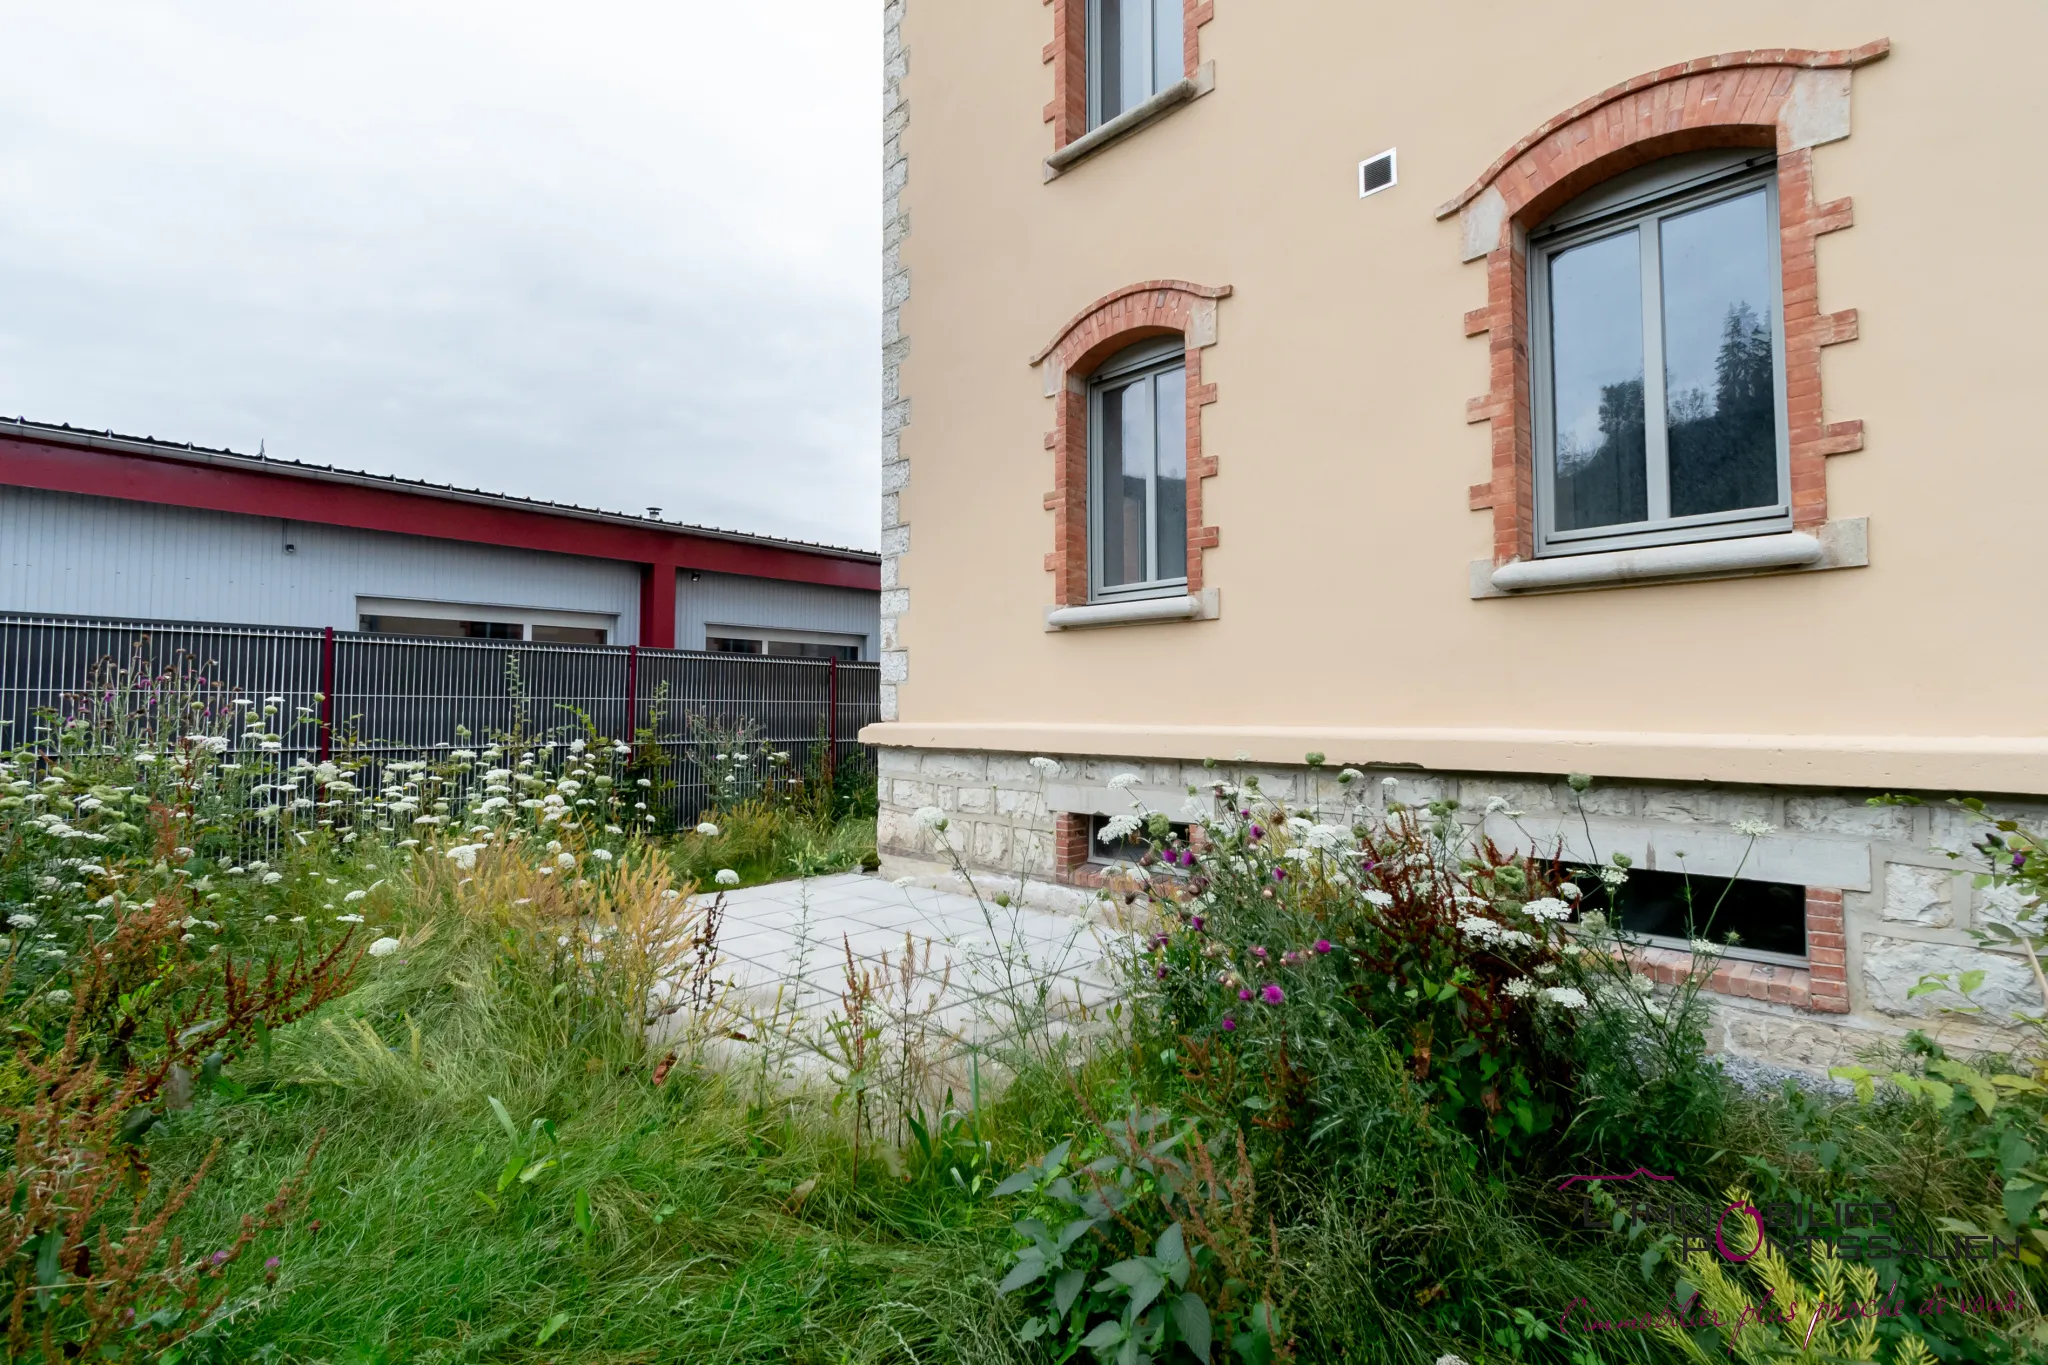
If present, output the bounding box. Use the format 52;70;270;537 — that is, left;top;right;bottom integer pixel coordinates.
1089;338;1188;601
1531;150;1790;557
1088;0;1184;129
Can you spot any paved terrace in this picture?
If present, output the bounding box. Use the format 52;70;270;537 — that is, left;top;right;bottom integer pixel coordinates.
697;872;1120;1061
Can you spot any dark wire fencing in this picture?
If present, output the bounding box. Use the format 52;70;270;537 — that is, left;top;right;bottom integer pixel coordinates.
0;614;879;823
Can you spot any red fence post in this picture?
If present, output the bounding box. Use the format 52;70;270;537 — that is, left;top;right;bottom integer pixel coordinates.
316;626;336;761
624;644;639;748
825;656;839;790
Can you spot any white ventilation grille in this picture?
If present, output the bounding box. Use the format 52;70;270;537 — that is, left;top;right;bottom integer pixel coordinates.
1358;149;1397;198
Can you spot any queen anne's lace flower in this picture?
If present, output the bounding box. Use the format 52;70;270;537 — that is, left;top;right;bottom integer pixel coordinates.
1108;773;1142;791
715;868;741;887
1521;897;1572;923
1099;812;1143;842
1028;756;1061;778
1457;915;1535;950
1732;819;1778;839
367;937;402;958
1503;977;1535;999
1540;986;1588;1010
914;806;947;831
1363;889;1394;909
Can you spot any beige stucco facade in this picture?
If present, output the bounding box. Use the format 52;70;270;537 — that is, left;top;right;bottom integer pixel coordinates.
868;2;2048;1067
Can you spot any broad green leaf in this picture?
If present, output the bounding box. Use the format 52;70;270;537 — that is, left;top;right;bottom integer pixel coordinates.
518;1156;558;1183
1999;1129;2038;1178
1829;1066;1875;1105
1057;1217;1097;1252
535;1312;569;1345
573;1187;594;1236
1018;1317;1047;1342
1171;1292;1213;1363
1080;1319;1127;1350
992;1168;1039;1198
2003;1181;2045;1232
1154;1223;1186;1268
1961;969;1988;995
488;1095;519;1144
1055;1267;1086;1314
997;1254;1046;1296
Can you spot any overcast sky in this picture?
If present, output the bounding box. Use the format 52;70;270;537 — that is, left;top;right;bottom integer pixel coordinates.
0;3;881;550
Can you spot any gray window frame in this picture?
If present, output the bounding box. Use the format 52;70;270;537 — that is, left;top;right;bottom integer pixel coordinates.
1530;153;1792;558
1085;0;1184;131
1087;337;1189;604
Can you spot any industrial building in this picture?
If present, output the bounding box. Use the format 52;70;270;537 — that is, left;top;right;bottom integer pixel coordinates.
0;417;880;657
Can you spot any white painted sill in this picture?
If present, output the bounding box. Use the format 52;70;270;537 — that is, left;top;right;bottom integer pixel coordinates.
1044;64;1215;180
1471;519;1867;598
1045;588;1220;631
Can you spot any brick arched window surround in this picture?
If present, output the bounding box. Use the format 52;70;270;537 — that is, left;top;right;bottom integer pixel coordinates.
1440;41;1888;567
1032;281;1229;607
1044;0;1215;152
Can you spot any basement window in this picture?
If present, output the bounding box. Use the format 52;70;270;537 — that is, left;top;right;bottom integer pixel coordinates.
1558;862;1807;962
1089;813;1189;865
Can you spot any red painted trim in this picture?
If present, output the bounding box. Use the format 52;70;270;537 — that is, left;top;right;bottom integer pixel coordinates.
0;433;880;592
638;562;679;649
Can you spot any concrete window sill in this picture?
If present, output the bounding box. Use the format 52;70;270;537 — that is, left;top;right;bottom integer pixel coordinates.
1044;64;1215;180
1045;588;1219;631
1471;519;1867;598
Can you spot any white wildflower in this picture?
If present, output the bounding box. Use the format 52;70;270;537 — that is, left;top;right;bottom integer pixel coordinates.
556;852;577;871
1363;889;1394;909
695;822;721;837
1107;773;1142;791
446;844;482;871
43;989;72;1007
1099;812;1143;842
914;806;948;831
715;869;741;887
336;913;365;924
1521;897;1573;923
1457;915;1535;950
590;848;614;863
1558;883;1582;900
1540;986;1589;1010
1599;865;1628;886
344;889;368;903
892;876;914;887
1028;756;1061;778
262;915;278;924
1688;938;1725;958
1381;776;1399;790
1732;819;1778;839
7;913;38;930
367;936;402;958
1338;768;1365;785
1503;977;1535;999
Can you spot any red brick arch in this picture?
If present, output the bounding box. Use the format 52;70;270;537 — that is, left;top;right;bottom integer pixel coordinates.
1444;42;1888;566
1033;281;1230;606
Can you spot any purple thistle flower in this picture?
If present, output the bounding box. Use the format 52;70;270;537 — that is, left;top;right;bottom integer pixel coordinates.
1238;988;1253;1001
1249;825;1264;841
1221;1016;1237;1032
1156;964;1169;979
1315;939;1332;955
264;1256;281;1272
1272;866;1287;881
2015;852;2029;871
1189;915;1205;932
210;1250;229;1266
1260;983;1285;1005
1251;945;1267;959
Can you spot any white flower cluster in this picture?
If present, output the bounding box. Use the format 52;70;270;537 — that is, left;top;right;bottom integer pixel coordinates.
1520;897;1573;923
1456;915;1535;950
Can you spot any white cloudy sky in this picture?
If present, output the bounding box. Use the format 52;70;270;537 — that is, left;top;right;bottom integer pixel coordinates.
0;3;881;549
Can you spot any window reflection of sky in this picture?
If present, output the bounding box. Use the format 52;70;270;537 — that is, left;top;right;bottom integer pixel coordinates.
1661;190;1772;419
1549;230;1644;467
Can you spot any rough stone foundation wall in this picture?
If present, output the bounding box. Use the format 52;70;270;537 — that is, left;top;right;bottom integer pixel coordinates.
875;745;2046;1073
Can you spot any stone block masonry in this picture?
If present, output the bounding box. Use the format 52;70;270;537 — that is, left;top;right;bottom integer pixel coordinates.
874;745;2046;1073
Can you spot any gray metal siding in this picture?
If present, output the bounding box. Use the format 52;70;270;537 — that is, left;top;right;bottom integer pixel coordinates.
676;570;880;660
0;486;642;639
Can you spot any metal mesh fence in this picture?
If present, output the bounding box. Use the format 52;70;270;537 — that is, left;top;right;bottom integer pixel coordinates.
0;614;879;824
